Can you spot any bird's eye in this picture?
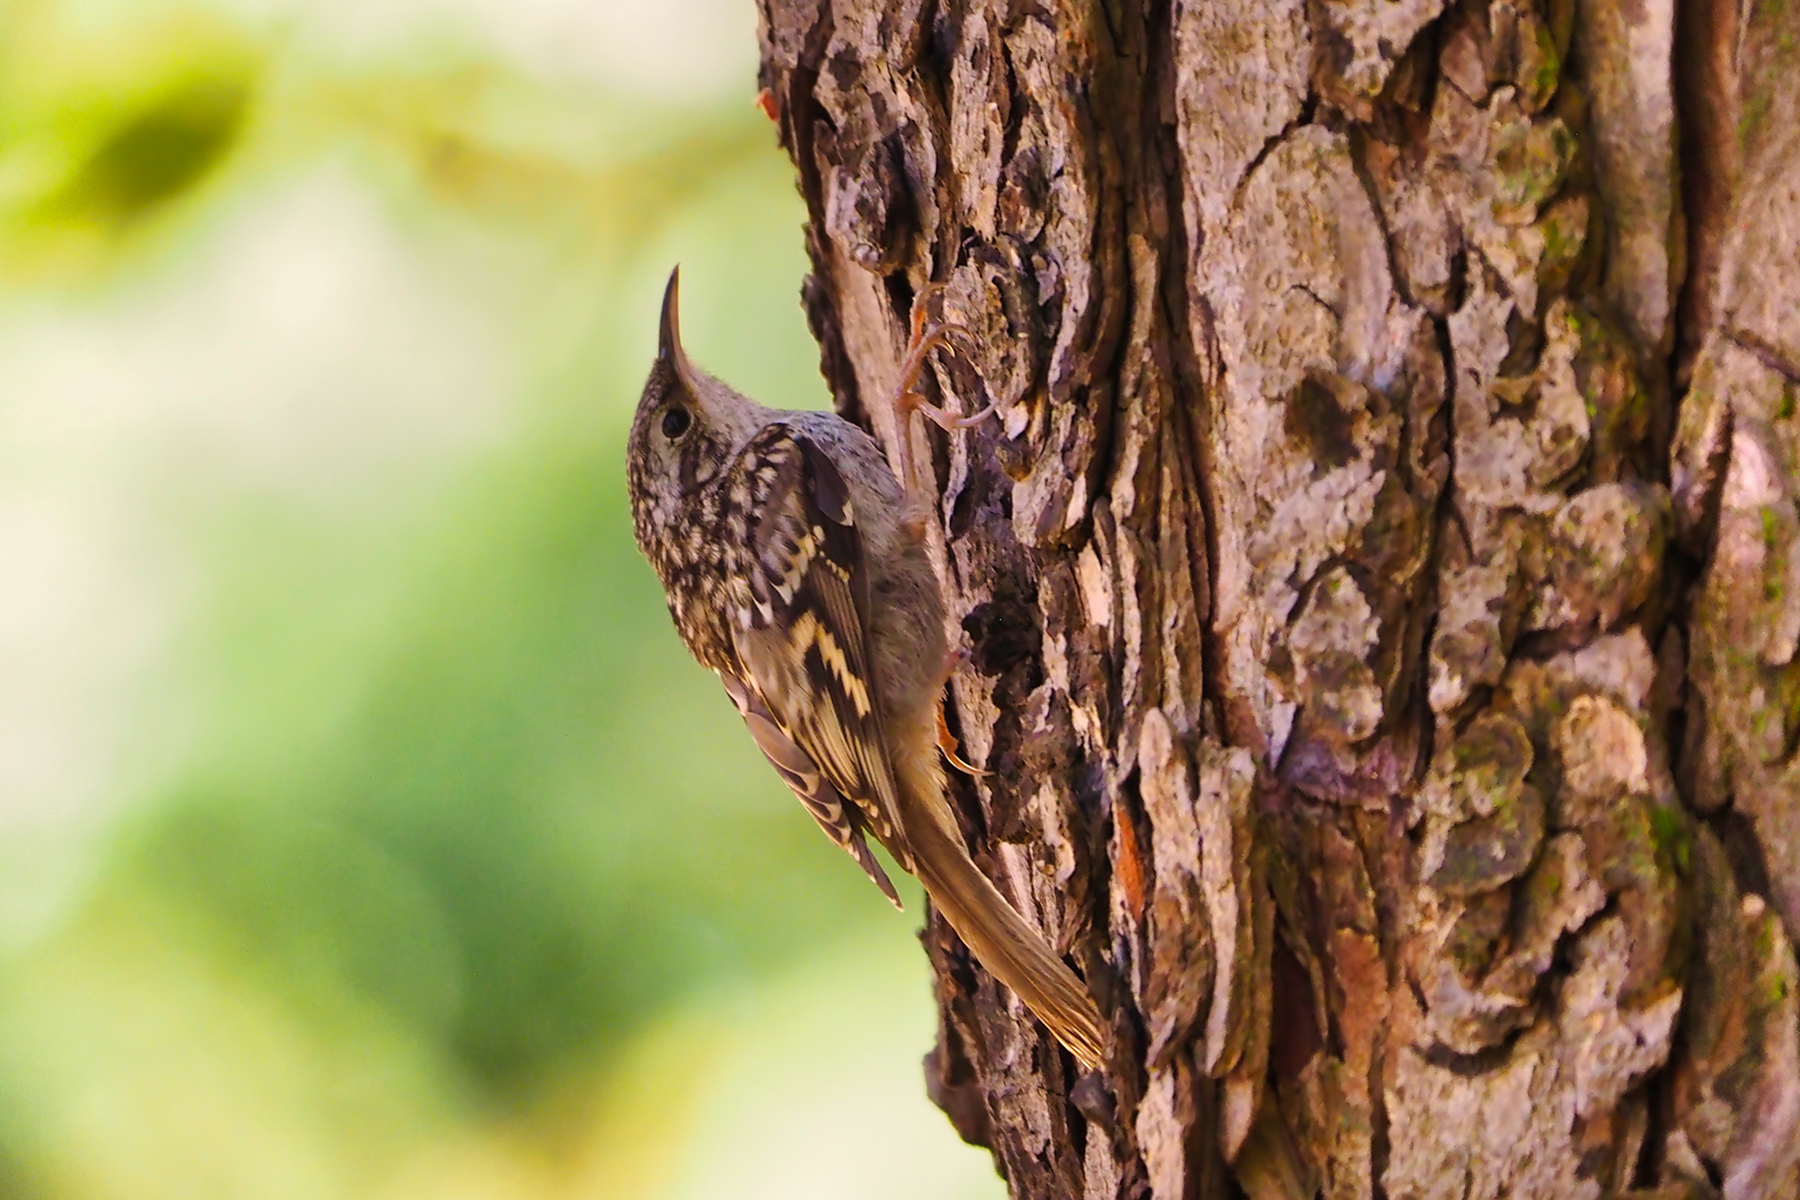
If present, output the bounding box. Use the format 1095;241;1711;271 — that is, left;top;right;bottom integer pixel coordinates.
661;406;692;439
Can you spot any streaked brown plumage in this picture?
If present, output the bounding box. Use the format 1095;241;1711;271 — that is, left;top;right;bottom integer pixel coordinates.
624;269;1105;1070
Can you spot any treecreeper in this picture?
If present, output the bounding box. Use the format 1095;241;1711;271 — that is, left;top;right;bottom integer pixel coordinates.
624;267;1105;1071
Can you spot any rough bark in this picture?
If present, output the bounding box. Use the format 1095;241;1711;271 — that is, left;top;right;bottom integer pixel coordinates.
753;2;1800;1197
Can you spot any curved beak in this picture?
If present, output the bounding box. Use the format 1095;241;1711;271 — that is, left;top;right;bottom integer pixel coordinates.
659;267;682;360
658;267;701;391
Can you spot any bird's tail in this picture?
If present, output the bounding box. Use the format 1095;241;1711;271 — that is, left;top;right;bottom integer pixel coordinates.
904;797;1107;1071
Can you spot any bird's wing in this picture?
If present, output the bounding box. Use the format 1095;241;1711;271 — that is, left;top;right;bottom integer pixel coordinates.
717;670;900;905
719;424;913;897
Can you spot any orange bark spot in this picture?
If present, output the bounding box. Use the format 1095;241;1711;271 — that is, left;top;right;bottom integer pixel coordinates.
1114;802;1149;922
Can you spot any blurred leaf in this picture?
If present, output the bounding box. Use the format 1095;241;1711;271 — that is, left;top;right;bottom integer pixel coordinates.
53;75;251;224
0;4;260;280
312;63;778;257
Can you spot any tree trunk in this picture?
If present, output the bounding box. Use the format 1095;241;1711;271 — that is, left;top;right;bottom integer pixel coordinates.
752;2;1800;1197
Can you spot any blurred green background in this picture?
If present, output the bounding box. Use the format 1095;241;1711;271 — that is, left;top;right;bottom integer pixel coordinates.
0;1;1003;1195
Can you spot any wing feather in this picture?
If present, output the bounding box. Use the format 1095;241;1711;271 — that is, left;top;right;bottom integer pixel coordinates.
720;426;912;882
718;671;900;905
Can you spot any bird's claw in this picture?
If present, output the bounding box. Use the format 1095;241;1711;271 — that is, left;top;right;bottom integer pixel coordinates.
938;698;987;778
892;285;998;514
936;648;986;778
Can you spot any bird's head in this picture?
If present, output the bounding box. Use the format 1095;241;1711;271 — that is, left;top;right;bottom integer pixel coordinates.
625;268;767;552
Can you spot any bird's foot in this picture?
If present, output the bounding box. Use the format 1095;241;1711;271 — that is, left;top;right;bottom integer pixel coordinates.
937;699;987;778
892;284;998;514
936;648;986;778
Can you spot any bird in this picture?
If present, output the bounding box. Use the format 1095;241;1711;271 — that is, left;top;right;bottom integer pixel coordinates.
624;267;1106;1071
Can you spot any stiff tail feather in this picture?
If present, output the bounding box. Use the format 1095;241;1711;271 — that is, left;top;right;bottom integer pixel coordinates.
905;809;1106;1071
